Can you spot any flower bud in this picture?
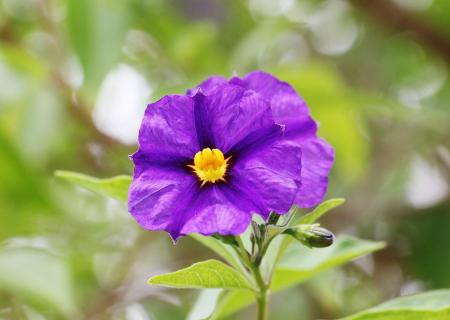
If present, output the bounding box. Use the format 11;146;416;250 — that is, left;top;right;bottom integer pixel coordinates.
284;224;334;248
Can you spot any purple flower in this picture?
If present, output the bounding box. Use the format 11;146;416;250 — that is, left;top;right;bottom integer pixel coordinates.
128;71;334;240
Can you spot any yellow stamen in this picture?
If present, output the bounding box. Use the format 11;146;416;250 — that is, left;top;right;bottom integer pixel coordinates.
188;148;230;186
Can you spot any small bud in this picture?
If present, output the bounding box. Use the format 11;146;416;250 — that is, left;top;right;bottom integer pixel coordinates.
284;224;335;248
304;226;334;248
251;221;262;242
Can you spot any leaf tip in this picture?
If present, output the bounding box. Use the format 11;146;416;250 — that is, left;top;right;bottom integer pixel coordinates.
147;276;159;285
376;241;387;250
54;170;68;178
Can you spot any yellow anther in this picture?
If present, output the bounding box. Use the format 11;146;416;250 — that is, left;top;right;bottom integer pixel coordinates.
189;148;229;186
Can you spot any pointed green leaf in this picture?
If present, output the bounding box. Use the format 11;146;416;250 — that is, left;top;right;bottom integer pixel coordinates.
148;259;253;290
272;235;385;290
211;235;385;319
342;289;450;320
297;198;345;225
55;171;131;202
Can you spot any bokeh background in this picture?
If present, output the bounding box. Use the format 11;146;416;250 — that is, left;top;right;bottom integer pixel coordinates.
0;0;449;319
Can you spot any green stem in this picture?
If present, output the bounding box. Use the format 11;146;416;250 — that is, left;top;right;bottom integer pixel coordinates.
235;236;269;320
252;265;269;320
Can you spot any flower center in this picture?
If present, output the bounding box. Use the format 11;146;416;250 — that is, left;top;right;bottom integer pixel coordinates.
189;148;229;185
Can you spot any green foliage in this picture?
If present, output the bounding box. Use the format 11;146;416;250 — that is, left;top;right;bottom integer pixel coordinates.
342;289;450;320
2;0;450;318
148;259;253;290
210;236;385;319
52;174;384;319
0;129;54;238
0;247;77;317
273;236;385;291
66;0;130;90
55;171;131;202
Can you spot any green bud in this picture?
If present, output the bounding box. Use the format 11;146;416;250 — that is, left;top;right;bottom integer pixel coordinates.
305;226;334;247
284;224;334;248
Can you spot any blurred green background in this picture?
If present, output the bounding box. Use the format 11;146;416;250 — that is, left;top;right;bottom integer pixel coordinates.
0;0;449;319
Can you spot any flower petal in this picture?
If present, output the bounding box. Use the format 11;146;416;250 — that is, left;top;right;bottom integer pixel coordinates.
180;185;252;236
129;165;254;240
128;165;198;239
136;95;199;164
238;71;334;208
195;83;281;154
229;140;302;219
294;137;334;208
237;71;316;135
187;75;227;96
189;72;332;208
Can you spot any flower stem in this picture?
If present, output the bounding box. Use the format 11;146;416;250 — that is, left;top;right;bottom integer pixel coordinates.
253;265;269;320
235;236;269;320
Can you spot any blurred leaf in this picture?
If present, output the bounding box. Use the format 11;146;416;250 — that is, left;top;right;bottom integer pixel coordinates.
402;206;450;287
0;247;77;317
211;235;385;319
210;289;254;320
297;198;346;225
170;22;224;73
148;259;253;290
66;0;130;89
187;289;223;320
341;289;450;320
0;43;47;78
55;171;131;202
273;235;385;290
425;1;450;38
0;129;54;239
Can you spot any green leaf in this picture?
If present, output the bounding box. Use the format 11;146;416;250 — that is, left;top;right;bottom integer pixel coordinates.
296;198;345;225
0;247;77;317
0;129;55;239
187;289;224;320
55;171;131;202
211;235;385;319
148;259;253;290
272;235;385;290
342;289;450;320
210;290;255;320
66;0;130;88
